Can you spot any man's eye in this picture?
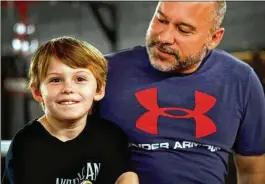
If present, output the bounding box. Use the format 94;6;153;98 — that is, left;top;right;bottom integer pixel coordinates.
178;27;190;34
158;18;168;24
50;78;62;83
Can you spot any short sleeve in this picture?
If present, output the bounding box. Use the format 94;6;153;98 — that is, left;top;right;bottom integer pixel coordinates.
95;120;131;184
3;143;12;184
4;131;34;184
4;138;18;184
233;69;265;155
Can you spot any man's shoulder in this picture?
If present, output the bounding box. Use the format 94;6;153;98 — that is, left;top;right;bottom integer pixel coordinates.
211;49;253;78
104;45;146;61
213;49;252;70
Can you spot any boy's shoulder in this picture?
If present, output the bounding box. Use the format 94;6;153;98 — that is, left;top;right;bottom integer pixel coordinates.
7;120;43;159
93;116;124;132
11;119;42;145
90;115;128;140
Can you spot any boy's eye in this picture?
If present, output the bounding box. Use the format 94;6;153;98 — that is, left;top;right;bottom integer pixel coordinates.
50;78;62;83
76;77;86;82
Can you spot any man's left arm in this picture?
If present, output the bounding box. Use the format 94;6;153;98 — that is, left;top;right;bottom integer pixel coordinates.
234;153;265;184
115;172;139;184
233;69;265;184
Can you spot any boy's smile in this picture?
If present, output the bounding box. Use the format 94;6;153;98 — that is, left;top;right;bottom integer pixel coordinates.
33;57;104;123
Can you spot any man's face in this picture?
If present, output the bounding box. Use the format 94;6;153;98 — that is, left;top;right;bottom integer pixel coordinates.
146;2;216;73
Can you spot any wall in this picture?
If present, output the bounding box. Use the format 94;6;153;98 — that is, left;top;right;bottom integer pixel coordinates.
2;2;265;55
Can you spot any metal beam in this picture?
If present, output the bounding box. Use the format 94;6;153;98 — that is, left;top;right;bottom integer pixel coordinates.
88;2;118;51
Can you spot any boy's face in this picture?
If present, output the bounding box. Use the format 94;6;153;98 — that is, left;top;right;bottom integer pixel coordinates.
31;57;104;121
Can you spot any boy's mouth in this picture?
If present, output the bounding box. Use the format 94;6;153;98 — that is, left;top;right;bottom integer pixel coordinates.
58;100;80;105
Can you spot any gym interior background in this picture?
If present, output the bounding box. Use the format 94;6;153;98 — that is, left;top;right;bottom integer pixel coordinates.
1;1;265;183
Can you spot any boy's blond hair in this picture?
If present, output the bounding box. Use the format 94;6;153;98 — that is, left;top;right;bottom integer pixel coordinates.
28;36;107;93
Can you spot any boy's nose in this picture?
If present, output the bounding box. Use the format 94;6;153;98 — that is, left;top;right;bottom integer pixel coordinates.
61;82;74;94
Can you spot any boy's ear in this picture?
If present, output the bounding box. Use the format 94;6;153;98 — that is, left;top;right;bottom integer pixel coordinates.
94;84;105;101
31;86;43;102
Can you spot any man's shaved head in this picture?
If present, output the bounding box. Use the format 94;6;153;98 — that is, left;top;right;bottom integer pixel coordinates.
212;1;227;31
146;1;226;73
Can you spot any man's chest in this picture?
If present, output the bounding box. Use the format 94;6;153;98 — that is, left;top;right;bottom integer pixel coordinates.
101;74;243;150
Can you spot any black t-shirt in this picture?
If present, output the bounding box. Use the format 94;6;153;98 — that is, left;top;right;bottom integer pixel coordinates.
4;115;130;184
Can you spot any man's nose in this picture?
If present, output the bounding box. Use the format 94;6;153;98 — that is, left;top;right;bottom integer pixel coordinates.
158;25;176;45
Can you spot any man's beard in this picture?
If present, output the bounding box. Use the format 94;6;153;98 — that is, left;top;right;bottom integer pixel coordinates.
146;35;207;73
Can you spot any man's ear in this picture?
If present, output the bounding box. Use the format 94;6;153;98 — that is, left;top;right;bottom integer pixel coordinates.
31;86;43;102
94;84;106;101
207;27;225;50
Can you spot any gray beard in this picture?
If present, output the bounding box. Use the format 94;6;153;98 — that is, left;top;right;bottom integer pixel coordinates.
146;45;207;73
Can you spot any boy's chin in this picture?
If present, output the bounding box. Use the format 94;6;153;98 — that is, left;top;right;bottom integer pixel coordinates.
55;112;88;122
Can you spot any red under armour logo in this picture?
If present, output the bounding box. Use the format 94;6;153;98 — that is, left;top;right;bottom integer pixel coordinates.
135;88;217;138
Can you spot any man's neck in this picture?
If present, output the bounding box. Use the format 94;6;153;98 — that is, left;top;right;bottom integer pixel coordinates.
180;61;203;74
180;49;209;74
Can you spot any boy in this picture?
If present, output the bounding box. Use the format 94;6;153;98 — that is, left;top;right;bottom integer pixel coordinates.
4;36;138;184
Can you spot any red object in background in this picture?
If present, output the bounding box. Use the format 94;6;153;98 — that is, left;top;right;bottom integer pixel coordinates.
2;1;38;55
1;1;37;8
1;1;37;22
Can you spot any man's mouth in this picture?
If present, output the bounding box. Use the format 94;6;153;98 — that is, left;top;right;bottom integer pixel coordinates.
156;47;175;59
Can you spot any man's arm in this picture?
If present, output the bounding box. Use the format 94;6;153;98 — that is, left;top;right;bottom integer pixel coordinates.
232;69;265;184
234;153;265;184
115;172;139;184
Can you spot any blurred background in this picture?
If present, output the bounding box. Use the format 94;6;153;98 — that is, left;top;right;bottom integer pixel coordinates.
1;1;265;183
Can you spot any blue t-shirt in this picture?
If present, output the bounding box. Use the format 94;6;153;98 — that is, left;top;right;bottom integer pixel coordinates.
99;46;265;184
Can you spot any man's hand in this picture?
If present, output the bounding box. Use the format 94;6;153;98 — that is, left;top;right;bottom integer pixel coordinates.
234;153;265;184
115;172;139;184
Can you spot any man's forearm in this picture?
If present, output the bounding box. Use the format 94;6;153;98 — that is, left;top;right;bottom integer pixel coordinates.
235;153;265;184
237;172;265;184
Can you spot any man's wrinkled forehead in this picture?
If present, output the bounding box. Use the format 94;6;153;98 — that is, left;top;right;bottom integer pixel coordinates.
155;1;216;26
156;1;215;14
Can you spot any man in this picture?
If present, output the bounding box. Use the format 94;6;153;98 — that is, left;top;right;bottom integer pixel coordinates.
99;1;265;184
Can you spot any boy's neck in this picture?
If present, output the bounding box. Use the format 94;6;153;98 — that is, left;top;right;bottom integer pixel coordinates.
39;114;88;142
